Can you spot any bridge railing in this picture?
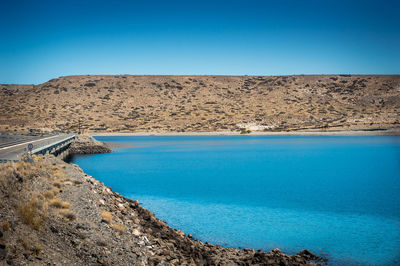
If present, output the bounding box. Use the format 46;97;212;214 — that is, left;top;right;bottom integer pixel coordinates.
32;135;76;155
0;159;18;163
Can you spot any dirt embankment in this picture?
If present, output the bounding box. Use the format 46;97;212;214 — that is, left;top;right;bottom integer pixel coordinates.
0;139;325;265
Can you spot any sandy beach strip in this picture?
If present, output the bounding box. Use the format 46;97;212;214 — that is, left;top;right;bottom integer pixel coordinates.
90;128;400;137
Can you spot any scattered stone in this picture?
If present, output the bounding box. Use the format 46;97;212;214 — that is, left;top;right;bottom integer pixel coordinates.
96;241;107;247
0;241;6;259
132;229;141;237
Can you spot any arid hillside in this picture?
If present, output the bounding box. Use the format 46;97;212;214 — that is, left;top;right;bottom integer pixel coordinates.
1;75;399;133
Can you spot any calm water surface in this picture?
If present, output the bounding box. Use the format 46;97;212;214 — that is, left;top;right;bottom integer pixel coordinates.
70;136;400;265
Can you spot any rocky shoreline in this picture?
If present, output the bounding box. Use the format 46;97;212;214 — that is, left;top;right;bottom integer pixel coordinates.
0;137;326;265
68;135;113;154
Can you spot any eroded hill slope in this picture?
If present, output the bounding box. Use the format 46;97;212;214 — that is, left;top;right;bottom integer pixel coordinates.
1;75;399;132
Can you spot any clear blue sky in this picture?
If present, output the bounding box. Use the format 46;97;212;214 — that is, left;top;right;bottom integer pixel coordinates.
1;0;399;84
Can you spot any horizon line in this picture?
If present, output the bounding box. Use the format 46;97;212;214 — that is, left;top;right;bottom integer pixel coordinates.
2;73;400;86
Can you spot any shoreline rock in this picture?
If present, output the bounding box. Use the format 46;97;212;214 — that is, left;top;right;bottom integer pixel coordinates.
68;135;113;154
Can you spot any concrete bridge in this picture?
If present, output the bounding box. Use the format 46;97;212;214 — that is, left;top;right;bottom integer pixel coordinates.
0;134;76;162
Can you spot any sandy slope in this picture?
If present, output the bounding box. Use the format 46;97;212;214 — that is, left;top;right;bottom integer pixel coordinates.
1;75;399;133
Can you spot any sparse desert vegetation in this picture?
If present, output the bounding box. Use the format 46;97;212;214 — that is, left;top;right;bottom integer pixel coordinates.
58;209;75;221
1;75;399;133
110;223;126;234
101;211;113;224
19;195;48;230
49;199;70;209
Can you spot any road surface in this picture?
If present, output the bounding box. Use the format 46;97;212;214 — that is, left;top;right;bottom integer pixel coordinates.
0;134;72;161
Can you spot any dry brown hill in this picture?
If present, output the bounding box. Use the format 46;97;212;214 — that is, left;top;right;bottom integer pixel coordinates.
1;75;399;133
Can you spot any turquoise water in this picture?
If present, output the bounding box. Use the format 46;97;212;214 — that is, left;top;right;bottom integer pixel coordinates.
70;136;400;265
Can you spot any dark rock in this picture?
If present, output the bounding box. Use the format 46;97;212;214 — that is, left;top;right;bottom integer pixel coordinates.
298;249;322;261
50;225;59;234
96;241;107;247
0;244;6;259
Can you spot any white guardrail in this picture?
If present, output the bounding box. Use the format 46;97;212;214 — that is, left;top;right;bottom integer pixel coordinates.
32;135;76;155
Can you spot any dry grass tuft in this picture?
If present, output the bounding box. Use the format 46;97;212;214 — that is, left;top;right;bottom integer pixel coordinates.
73;180;83;185
111;223;125;234
50;199;70;209
15;160;41;179
101;211;113;224
2;220;11;231
43;190;55;199
55;178;71;183
18;235;42;256
59;209;76;221
19;196;48;230
0;163;19;195
52;166;66;179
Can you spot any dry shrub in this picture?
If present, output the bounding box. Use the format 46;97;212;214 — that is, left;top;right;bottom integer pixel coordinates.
19;196;48;230
51;164;67;178
111;223;125;234
33;156;52;174
52;188;61;195
15;160;41;179
18;235;42;256
2;220;11;231
59;209;75;221
101;211;113;223
55;178;70;183
53;182;62;189
43;191;54;199
50;199;70;209
44;188;60;198
0;164;18;195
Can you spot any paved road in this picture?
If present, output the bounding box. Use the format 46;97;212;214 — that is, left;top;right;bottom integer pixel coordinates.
0;134;73;161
